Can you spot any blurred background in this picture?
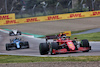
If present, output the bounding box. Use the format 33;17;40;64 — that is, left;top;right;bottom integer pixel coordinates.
0;0;100;18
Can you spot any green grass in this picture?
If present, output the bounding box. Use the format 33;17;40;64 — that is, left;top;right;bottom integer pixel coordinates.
71;29;92;34
0;55;100;63
70;32;100;41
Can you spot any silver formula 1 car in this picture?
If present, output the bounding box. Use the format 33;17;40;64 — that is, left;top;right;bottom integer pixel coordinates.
9;29;21;36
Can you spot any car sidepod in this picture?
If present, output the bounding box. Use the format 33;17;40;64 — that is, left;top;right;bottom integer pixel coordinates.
67;41;76;51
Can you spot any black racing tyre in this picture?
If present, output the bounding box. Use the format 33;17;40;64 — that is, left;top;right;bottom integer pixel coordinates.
50;42;58;55
9;31;14;36
39;43;49;55
24;41;29;48
6;44;10;51
80;39;90;52
51;42;58;50
9;33;11;36
9;32;13;36
80;39;89;47
17;31;21;35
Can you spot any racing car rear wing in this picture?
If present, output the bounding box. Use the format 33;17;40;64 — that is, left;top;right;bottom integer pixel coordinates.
45;31;71;41
46;35;57;39
45;35;57;42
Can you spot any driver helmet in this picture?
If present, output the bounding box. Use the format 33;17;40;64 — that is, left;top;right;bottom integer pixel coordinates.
58;32;63;37
15;37;18;40
62;36;66;40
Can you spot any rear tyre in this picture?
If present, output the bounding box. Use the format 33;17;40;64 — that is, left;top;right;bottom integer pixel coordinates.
9;33;11;36
50;42;58;55
80;39;90;52
6;44;10;51
24;41;29;48
9;31;13;36
17;31;21;35
51;42;58;50
39;43;49;55
9;33;12;36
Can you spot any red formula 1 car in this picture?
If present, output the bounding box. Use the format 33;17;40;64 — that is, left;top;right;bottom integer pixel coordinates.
39;32;91;55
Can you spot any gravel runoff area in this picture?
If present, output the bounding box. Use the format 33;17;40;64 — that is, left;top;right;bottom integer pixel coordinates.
0;17;100;35
0;17;100;66
0;62;100;67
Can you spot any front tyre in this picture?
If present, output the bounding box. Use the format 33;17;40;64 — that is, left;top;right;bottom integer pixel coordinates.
80;39;90;52
39;43;49;55
50;42;58;55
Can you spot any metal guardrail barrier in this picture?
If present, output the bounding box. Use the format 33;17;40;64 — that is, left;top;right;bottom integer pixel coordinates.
0;0;100;18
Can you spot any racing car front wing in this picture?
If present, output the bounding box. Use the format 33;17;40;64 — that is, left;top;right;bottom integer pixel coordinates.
51;46;91;54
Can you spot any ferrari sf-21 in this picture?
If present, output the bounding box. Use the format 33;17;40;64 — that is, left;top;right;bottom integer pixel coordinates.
39;31;91;55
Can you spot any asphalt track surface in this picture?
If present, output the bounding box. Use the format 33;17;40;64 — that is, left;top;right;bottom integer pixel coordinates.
0;31;100;57
0;17;100;35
